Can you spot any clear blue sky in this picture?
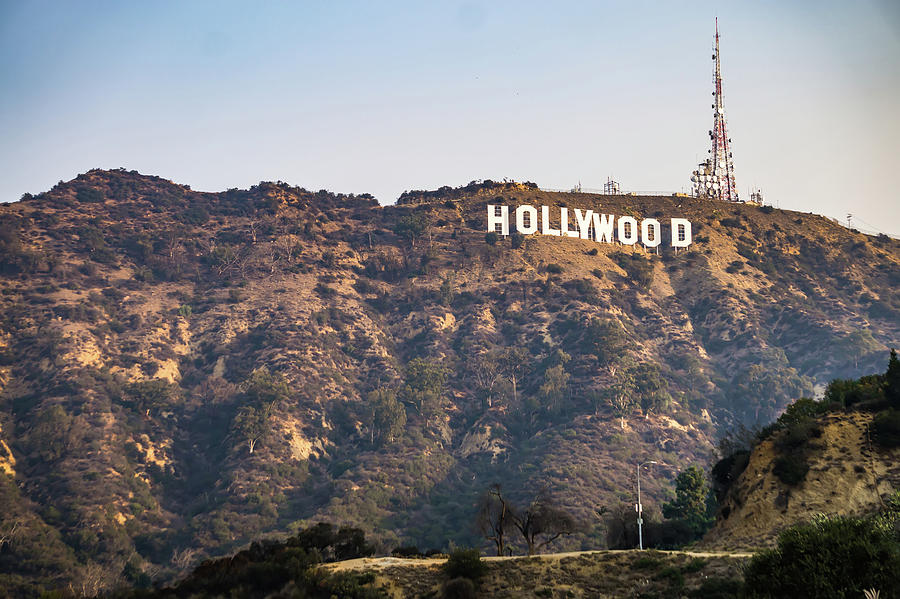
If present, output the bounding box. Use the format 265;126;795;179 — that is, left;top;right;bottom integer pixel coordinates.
2;1;898;234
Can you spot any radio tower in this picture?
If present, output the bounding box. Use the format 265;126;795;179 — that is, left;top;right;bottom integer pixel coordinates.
691;18;742;202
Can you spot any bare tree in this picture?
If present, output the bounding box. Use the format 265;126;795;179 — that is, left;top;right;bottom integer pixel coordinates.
512;494;576;556
477;484;514;556
171;547;199;572
498;347;530;408
472;351;501;410
605;367;638;429
0;520;20;552
75;561;115;598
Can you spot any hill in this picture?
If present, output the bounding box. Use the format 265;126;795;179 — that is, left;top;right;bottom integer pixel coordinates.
701;354;900;551
0;169;898;595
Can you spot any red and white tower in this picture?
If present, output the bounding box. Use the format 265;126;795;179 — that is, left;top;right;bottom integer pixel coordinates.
691;19;741;202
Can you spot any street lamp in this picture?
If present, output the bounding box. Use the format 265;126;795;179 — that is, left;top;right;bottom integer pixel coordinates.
636;460;657;550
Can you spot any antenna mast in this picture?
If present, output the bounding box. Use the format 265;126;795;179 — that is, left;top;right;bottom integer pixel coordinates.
692;18;745;202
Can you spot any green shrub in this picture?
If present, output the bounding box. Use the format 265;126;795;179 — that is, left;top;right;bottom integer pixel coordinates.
611;251;654;289
393;213;428;245
484;231;499;246
824;376;885;408
725;260;743;273
510;232;525;249
757;397;831;444
682;557;706;573
314;282;337;297
76;187;104;203
546;263;563;274
656;565;685;588
779;420;821;450
688;577;743;598
711;450;750;502
182;204;209;225
870;409;900;447
391;545;422;557
125;380;178;415
773;454;809;486
444;548;486;582
353;278;376;294
634;555;662;569
744;515;900;598
442;577;476;599
776;398;831;430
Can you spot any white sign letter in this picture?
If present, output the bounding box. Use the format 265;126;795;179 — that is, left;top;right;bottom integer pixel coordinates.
515;205;538;235
671;218;692;248
541;205;561;236
486;204;509;236
560;207;579;238
618;216;638;245
641;219;661;248
592;213;615;243
574;209;594;240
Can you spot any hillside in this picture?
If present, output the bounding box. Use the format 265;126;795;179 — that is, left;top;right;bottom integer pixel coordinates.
702;410;900;551
701;357;900;551
0;169;898;595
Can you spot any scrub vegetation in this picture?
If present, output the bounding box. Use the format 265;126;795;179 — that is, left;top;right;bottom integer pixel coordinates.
0;170;898;595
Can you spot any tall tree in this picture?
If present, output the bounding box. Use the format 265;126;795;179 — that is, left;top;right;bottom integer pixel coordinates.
231;367;287;454
233;404;272;454
498;347;530;408
539;351;571;416
662;466;714;536
400;358;449;427
886;348;900;408
125;379;178;418
392;213;428;249
243;367;289;405
472;351;501;410
632;362;671;417
29;405;74;462
367;388;406;446
605;367;637;429
581;319;628;367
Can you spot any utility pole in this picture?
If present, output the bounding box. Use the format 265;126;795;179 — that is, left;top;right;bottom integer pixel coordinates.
636;460;658;550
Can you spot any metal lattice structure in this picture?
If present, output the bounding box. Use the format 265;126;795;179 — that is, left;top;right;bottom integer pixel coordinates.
602;177;620;195
691;19;741;202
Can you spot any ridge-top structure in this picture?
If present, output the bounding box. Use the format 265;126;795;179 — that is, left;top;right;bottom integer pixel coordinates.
691;18;743;202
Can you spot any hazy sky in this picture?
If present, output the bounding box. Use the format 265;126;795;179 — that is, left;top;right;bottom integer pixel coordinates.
2;1;898;235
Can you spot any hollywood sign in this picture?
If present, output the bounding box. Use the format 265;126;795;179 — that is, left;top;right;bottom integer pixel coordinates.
486;204;693;248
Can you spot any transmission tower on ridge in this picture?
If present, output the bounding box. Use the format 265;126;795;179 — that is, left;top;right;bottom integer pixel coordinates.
691;19;744;202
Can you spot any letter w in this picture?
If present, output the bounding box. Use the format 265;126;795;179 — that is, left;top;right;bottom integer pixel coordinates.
591;213;614;243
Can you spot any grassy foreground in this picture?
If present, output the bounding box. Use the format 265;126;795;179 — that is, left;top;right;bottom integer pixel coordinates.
324;549;749;598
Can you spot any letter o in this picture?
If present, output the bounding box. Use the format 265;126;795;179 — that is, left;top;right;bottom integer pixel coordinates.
618;216;638;245
516;205;538;235
641;219;661;248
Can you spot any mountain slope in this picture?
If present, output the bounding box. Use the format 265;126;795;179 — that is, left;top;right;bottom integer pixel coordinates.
0;169;897;594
